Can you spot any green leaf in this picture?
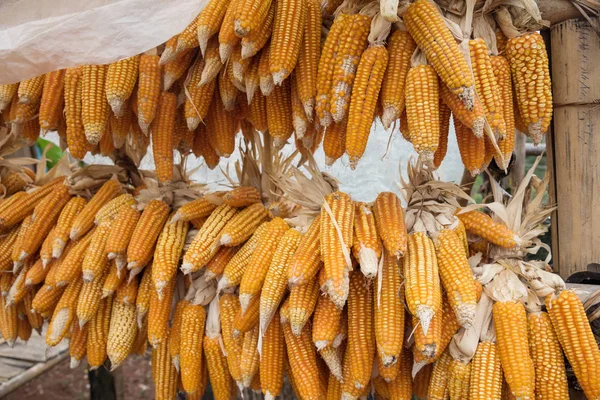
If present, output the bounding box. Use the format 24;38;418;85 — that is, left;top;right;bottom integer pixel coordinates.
36;138;64;170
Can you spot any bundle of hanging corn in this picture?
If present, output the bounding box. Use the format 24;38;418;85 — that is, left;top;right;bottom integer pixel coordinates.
0;0;551;174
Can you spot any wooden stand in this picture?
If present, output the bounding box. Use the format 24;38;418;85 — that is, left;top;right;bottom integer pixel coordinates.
548;18;600;279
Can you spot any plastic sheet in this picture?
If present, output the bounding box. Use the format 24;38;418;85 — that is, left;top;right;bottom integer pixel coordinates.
0;0;206;84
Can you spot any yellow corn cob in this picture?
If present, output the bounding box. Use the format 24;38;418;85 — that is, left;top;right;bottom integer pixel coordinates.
182;204;238;274
434;99;451;169
260;314;285;399
219;221;268;290
109;97;132;148
220;0;246;61
547;290;600;399
428;349;453;400
105;55;139;117
102;262;125;298
454;118;485;176
291;76;309;139
405;232;441;336
260;229;302;330
346;45;389;169
231;48;251;91
468;341;502;400
208;95;238;158
87;295;113;369
1;298;19;346
11;216;33;271
16;184;71;261
293;0;320;119
218;203;267;247
69;321;88;368
106;205;140;269
315;13;351;126
196;0;230;54
185;61;216;131
70;179;121;240
217;61;239;112
469;38;506;140
373;192;407;258
95;191;136;224
433;229;477;327
152;329;178;400
137;54;161;134
152;215;188;295
172;197;218;223
106;301;138;368
163;49;195;91
151;92;176;182
167;299;188;370
115;277;138;305
380;30;416;129
506;32;552;143
241;9;274;62
2;171;31;196
81;64;110;145
46;274;84;346
288;276;319;335
493;301;535;399
404;0;474;108
283;318;324;399
81;223;112;282
258;44;274;96
374;248;404;366
0;83;18;111
22;289;43;332
126;200;170;275
491;55;515;170
320;191;354;309
135;266;153;328
147;275;175;348
234;0;272;37
266;78;294;149
321;120;344;165
220;293;244;383
203;335;233;400
239;218;289;310
317;344;342;383
312;293;342;351
440;83;485;140
132;314;148;355
12;98;40;123
448;358;472;400
7;260;33;305
54;229;95;286
413;363;433;399
405;64;440;164
205;245;240;281
17;305;32;342
64;67;91;159
240;325;260;387
180;303;207;394
457;210;519;248
76;268;109;325
172;15;200;56
527;311;569;399
344;272;374;391
39;70;66;133
233;294;260;336
269;0;306;85
244;58;261;104
194;125;222;169
326;369;343;399
0;226;19;272
24;258;49;287
200;37;224;86
18;75;45;104
52;197;86;258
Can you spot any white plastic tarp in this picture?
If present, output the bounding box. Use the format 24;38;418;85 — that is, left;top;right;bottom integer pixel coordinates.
0;0;206;84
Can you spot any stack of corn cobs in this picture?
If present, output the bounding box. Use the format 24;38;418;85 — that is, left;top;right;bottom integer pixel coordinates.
0;0;551;174
0;135;597;400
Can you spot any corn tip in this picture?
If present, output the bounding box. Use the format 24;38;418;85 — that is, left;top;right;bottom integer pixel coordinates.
70;357;81;369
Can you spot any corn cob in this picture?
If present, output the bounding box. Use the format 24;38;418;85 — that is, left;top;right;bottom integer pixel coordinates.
152;329;178;400
269;0;306;85
147;275;175;348
11;215;33;271
94;194;136;226
105;55;139;117
18;75;45;104
233;294;260;336
219;0;244;61
2;171;31;196
52;197;86;258
428;349;453;400
404;0;474;108
0;226;19;272
457;210;519;248
205;245;240;281
76;267;109;325
137;54;161;134
163;49;195;91
491;55;515;170
167;299;188;371
22;289;43;332
109;97;132;147
102;262;125;298
219;221;268;291
266;78;294;149
105;301;138;369
31;284;65;318
547;290;600;399
46;274;84;346
374;248;404;367
69;179;121;240
467;341;502;399
240;6;274;61
218;203;267;247
259;313;285;399
87;295;113;369
180;303;207;393
283;317;324;399
24;258;49;287
506;32;552;143
7;261;33;305
183;204;238;274
106;205;140;269
135;266;153;328
288;276;319;336
204;334;233;400
239;325;260;387
220;293;244;384
115;276;138;305
433;99;451;169
1;298;18;346
152;215;188;295
196;0;230;54
312;293;343;352
405;64;440;164
185;60;216;131
172;197;218;223
69;322;88;368
64;67;91;159
380;30;416;129
39;70;66;133
493;301;535;399
260;229;302;331
54;229;95;287
239;218;289;311
151;92;176;183
405;232;441;336
200;38;224;86
373;192;407;258
0;83;18;111
258;44;275;96
193;125;221;169
81;223;112;282
454;117;485;176
13;99;40;124
234;0;272;37
448;358;472;400
81;64;110;145
413;363;433;399
433;229;477;327
126;200;170;275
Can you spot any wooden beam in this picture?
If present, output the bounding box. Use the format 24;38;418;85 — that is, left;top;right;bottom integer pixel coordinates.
538;0;586;25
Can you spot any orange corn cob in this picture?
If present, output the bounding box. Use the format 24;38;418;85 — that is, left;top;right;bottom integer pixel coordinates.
294;0;320;119
220;293;244;384
454;118;485;176
233;294;260;336
288;276;320;335
102;262;125;298
70;179;121;240
205;245;240;281
218;203;267;247
240;325;260;387
434;99;451;169
18;75;45;104
373;192;407;258
52;196;86;258
147;275;175;348
81;64;110;145
269;0;306;85
135;266;153;328
440;82;485;138
152;329;178;400
266;78;294;149
172;197;218;223
260;311;285;397
162;49;195;91
115;277;138;305
137;54;161;134
46;274;84;346
353;202;382;278
457;210;519;248
69;322;88;368
168;299;188;370
39;70;66;133
196;0;230;54
448;358;472;400
312;293;343;350
185;60;216;131
87;295;113;369
491;55;515;170
180;303;207;394
469;341;502;400
218;0;244;61
105;55;139;117
106;205;140;269
81;222;112;282
126;200;170;275
151;92;176;183
0;83;18;111
203;334;233;400
152;215;188;295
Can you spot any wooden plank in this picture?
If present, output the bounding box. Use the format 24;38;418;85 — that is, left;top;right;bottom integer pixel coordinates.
0;363;26;380
0;352;68;397
550;19;600;279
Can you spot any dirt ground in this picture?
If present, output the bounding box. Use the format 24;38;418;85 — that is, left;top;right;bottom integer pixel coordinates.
5;353;154;400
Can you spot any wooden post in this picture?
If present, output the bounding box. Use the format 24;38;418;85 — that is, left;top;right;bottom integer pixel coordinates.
549;19;600;279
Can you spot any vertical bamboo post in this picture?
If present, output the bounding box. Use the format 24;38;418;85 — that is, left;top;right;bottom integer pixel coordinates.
549;19;600;279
